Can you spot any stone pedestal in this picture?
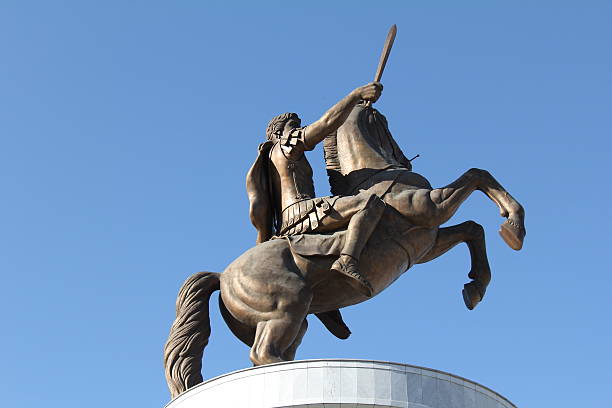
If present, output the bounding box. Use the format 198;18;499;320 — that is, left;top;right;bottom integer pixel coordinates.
166;359;516;408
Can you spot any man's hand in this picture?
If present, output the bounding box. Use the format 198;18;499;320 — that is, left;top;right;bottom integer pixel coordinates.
355;82;383;103
304;82;384;149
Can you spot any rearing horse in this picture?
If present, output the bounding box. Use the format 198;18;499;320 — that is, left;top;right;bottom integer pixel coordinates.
163;104;526;398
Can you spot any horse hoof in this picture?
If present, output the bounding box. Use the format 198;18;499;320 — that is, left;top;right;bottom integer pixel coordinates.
462;282;482;310
499;219;525;251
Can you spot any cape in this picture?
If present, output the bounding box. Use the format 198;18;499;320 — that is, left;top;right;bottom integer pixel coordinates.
246;140;275;244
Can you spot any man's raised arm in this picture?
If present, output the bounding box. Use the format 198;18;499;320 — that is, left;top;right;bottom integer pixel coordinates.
304;82;383;149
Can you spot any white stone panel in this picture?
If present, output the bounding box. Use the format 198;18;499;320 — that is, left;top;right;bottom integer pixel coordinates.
165;359;517;408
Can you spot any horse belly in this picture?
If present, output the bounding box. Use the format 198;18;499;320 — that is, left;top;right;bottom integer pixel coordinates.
310;223;437;312
307;208;419;312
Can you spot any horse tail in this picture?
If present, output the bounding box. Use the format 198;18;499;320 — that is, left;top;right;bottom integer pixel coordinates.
163;271;221;399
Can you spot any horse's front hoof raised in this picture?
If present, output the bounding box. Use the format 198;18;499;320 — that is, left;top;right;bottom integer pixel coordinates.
462;281;483;310
499;219;525;251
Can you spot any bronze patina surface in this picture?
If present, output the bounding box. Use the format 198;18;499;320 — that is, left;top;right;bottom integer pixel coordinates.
163;26;526;398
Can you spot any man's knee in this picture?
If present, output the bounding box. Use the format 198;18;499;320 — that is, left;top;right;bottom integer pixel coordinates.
330;192;384;223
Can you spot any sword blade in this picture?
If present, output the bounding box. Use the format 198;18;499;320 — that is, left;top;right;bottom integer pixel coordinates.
373;24;397;82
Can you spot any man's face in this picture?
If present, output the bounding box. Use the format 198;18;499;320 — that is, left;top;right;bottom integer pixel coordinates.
282;117;301;137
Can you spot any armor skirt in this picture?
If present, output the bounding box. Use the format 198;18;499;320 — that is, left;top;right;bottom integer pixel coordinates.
279;196;339;236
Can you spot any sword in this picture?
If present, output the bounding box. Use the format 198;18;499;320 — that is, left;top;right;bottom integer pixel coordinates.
366;24;397;107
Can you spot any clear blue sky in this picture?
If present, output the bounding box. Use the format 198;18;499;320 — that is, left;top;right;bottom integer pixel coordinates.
1;1;610;407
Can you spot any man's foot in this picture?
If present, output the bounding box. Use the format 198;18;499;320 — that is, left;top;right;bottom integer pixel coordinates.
499;217;526;251
331;255;373;297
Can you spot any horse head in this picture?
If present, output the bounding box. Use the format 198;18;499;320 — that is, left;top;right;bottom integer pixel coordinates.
324;104;413;195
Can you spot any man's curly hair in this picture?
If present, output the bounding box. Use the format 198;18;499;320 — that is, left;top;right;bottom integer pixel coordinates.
266;112;300;141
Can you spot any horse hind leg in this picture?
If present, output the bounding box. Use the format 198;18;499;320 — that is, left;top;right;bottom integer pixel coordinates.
249;289;312;366
282;319;308;361
250;314;309;365
219;294;256;347
417;221;491;310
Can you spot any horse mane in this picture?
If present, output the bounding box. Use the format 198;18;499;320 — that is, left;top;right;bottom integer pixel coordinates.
323;131;348;196
323;106;412;196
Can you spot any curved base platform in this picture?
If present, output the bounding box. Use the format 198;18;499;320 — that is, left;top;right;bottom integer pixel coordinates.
166;359;516;408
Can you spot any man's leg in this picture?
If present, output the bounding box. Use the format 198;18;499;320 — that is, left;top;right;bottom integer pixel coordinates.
317;191;386;296
339;193;386;260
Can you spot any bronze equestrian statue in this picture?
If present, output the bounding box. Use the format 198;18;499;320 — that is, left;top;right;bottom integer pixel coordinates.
163;83;526;398
247;82;386;297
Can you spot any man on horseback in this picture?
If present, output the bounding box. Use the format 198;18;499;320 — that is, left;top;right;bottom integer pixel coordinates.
247;82;385;297
165;26;530;397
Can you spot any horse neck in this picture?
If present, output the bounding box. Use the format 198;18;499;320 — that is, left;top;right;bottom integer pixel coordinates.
324;105;411;194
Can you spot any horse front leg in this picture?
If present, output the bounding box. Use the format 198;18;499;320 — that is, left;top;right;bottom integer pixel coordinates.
469;169;526;251
393;168;526;250
417;221;491;310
